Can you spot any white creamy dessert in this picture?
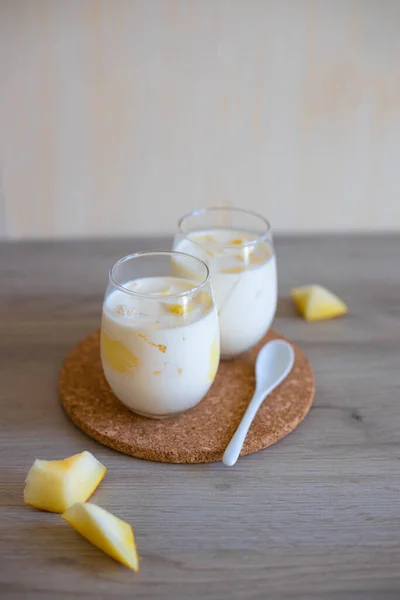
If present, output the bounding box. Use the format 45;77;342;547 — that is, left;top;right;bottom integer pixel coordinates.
101;276;220;417
172;229;277;357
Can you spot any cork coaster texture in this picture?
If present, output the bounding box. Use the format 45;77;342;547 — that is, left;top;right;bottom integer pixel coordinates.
59;329;315;464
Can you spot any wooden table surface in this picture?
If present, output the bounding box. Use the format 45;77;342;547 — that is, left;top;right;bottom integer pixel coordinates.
1;234;400;600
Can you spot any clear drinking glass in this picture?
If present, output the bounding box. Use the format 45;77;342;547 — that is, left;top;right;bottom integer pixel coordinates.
101;251;220;418
172;208;277;359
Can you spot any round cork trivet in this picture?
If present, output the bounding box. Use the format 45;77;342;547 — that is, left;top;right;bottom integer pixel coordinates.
59;329;314;464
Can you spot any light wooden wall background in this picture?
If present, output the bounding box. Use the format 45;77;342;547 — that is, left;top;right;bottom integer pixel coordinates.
1;0;399;239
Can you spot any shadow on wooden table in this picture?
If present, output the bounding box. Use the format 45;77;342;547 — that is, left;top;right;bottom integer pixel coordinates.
20;521;138;582
276;296;298;318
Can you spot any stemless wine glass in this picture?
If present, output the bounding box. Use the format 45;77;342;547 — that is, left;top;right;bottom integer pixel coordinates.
101;251;220;418
172;208;277;359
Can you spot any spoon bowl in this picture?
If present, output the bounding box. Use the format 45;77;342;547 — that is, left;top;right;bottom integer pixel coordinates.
255;339;295;393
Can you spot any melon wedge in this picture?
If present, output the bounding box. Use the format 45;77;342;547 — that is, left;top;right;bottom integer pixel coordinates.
62;502;139;571
291;285;347;321
24;451;106;513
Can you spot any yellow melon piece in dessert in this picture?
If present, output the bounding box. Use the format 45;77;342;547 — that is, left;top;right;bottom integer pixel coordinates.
207;336;220;382
166;303;196;316
101;331;139;372
220;266;245;274
291;285;347;321
62;502;139;571
24;451;106;513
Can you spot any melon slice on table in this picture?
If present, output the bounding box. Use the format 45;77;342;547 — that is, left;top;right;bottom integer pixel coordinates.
62;502;139;571
24;451;106;513
291;285;347;321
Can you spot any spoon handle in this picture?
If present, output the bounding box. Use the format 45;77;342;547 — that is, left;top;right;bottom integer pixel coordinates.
222;387;272;467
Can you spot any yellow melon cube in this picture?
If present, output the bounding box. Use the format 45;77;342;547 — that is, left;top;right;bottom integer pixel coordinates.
291;285;347;321
24;451;106;513
62;502;139;571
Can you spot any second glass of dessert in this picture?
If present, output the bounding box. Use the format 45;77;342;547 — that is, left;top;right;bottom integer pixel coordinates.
101;251;220;418
172;208;277;358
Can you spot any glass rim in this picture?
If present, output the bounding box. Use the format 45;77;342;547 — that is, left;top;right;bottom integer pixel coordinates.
109;250;210;299
178;206;271;249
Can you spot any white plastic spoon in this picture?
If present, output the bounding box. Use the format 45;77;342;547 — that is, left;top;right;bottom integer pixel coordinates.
222;339;295;467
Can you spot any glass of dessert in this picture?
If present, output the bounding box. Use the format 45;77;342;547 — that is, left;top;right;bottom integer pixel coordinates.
101;251;220;418
172;207;277;358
